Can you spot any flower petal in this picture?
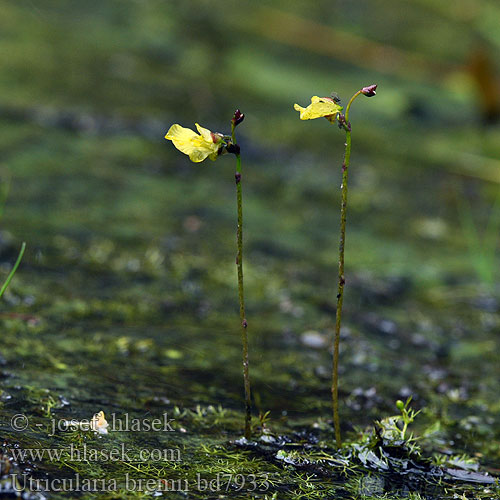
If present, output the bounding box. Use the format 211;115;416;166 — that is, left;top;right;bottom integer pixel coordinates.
165;124;220;163
188;144;216;163
90;411;109;435
165;124;200;153
195;123;214;143
294;96;343;121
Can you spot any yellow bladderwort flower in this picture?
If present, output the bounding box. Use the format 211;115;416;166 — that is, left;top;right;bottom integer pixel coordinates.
90;410;109;435
294;96;343;123
165;123;225;163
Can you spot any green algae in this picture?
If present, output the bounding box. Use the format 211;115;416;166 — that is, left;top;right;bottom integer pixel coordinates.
1;203;499;498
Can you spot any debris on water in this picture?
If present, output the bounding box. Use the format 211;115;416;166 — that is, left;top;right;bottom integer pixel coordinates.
260;434;276;444
58;395;70;406
356;448;390;470
445;468;497;484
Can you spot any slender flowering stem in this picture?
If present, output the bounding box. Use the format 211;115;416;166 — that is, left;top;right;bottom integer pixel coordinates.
164;111;253;436
293;85;375;446
232;124;252;439
332;90;363;448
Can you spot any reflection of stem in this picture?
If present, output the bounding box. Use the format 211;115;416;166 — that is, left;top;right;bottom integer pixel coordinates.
0;242;26;299
232;127;251;439
332;90;362;448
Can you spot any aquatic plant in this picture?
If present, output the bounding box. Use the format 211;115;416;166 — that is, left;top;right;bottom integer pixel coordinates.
0;174;26;300
0;241;26;300
375;398;421;449
294;85;377;447
165;110;252;438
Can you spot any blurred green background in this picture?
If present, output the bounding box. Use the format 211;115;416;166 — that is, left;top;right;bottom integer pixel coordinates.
0;0;499;496
2;0;500;280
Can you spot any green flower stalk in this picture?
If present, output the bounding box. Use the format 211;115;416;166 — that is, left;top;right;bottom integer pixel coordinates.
230;110;252;440
294;84;377;447
165;111;252;439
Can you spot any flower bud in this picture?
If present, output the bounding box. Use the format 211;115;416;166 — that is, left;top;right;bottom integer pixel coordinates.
337;113;351;132
232;109;245;127
361;84;377;97
396;400;405;411
226;143;240;155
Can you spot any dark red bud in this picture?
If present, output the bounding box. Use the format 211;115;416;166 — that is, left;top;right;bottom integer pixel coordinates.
361;84;377;97
337;114;351;132
232;109;245;127
226;143;240;155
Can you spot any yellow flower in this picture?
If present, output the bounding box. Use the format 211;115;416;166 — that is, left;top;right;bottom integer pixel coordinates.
90;411;109;435
165;123;224;163
294;96;343;123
